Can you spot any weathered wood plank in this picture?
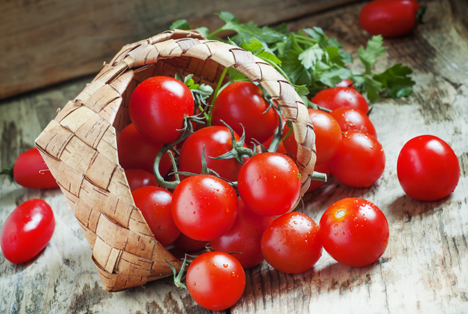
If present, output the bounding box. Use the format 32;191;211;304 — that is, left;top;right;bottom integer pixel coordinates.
0;0;359;100
1;0;468;313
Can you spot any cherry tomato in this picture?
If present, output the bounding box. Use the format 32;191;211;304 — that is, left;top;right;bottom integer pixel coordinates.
238;153;301;217
173;233;208;252
129;76;194;143
319;198;389;267
186;252;245;311
172;175;238;241
210;200;274;268
336;79;354;88
132;187;180;246
329;131;385;187
330;107;377;138
360;0;421;38
397;135;460;201
212;81;279;145
179;126;244;181
307;162;330;192
311;87;369;114
117;124;171;176
8;148;58;189
283;109;342;165
125;169;158;191
1;199;55;264
261;212;322;273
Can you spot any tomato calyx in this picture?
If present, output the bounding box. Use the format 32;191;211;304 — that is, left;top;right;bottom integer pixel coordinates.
166;253;193;290
0;165;14;183
416;5;427;25
176;73;214;117
210;121;254;165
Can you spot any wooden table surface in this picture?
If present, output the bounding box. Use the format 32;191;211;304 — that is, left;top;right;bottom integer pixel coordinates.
1;0;468;313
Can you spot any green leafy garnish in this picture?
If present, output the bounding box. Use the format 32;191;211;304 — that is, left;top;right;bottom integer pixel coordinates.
172;13;415;103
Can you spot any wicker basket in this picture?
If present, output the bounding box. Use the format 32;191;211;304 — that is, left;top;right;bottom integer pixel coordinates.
34;29;317;292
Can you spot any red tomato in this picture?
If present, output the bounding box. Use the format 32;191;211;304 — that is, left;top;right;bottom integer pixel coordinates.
360;0;421;38
397;135;460;201
132;187;180;246
186;252;245;311
319;198;389;267
173;233;208;252
261;212;322;273
336;79;354;88
307;162;330;192
212;81;279;145
129;76;194;143
125;169;158;191
330;107;377;138
9;148;58;189
117;124;171;176
329;131;385;187
1;199;55;264
283;109;342;165
179;126;244;181
172;175;238;241
238;153;301;216
210;200;274;268
311;87;369;114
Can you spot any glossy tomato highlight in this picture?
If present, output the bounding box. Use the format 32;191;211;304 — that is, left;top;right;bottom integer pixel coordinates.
319;198;389;267
311;87;369;114
11;148;58;189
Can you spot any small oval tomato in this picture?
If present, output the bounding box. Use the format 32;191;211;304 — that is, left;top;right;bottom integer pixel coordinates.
179;126;244;182
1;199;55;264
319;198;389;267
330;107;377;138
311;87;369;114
261;212;322;273
283;109;342;165
210;200;274;269
132;186;180;246
186;252;246;311
238;153;301;217
307;162;330;192
129;76;194;144
212;81;279;145
360;0;421;38
397;135;460;201
329;131;385;187
172;175;238;241
125;169;158;191
173;233;208;252
9;148;58;189
117;124;171;176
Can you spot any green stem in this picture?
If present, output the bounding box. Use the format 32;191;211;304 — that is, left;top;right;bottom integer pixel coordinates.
207;67;229;126
153;121;194;189
267;105;283;153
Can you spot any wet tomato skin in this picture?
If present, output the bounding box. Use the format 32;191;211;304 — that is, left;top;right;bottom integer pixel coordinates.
132;186;180;246
329;131;385;188
397;135;460;201
319;198;389;267
212;81;278;145
210;200;274;268
186;252;246;311
330;107;377;138
261;212;322;273
129;76;194;144
237;153;301;217
1;199;55;264
172;175;238;241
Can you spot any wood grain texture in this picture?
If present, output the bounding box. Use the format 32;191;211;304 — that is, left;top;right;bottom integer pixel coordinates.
1;0;468;312
0;0;359;100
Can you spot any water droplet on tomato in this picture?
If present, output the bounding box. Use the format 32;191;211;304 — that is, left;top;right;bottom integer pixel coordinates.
193;282;196;286
223;264;228;268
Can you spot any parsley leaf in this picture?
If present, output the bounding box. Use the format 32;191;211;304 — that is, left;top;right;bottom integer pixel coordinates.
358;35;386;74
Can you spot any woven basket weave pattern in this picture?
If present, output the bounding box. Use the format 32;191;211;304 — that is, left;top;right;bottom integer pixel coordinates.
35;29;316;292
